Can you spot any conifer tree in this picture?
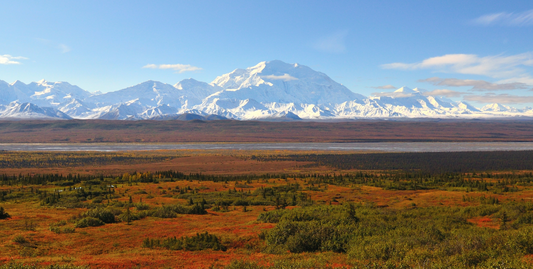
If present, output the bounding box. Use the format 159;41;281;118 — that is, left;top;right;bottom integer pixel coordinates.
125;207;132;225
0;206;10;219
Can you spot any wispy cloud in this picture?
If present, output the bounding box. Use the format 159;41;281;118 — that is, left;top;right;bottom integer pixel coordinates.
422;89;465;98
373;87;466;98
36;38;71;53
262;74;298;81
464;93;533;104
473;9;533;26
372;85;396;90
313;30;348;53
382;53;533;80
143;64;202;73
58;44;71;53
0;54;27;65
419;77;531;91
498;76;533;86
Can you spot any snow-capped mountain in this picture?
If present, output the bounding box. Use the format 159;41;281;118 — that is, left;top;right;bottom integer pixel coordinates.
85;79;222;108
481;103;518;113
360;87;480;117
0;60;532;120
209;60;365;104
0;102;71;120
1;80;92;107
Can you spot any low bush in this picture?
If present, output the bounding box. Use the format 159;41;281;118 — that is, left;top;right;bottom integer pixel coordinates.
258;202;533;267
142;232;226;251
134;202;150;210
149;204;207;218
81;207;116;223
75;217;104;228
12;235;27;244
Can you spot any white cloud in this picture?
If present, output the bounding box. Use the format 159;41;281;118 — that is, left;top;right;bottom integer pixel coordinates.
373;87;467;98
464;93;533;104
473;9;533;26
419;77;530;91
371;85;396;89
497;76;533;87
143;63;202;73
0;54;27;65
143;64;157;69
422;89;465;98
261;74;298;81
382;53;533;79
312;30;348;53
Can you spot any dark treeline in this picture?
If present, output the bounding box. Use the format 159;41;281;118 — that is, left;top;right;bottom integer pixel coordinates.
0;171;297;186
3;169;533;196
0;151;168;168
253;151;533;173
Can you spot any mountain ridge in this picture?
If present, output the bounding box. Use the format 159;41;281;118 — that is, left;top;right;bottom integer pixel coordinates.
0;60;532;120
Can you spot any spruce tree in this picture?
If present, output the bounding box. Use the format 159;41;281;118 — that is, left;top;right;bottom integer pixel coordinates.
0;206;10;219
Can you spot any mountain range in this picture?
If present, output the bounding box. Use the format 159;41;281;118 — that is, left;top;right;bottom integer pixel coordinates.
1;60;532;120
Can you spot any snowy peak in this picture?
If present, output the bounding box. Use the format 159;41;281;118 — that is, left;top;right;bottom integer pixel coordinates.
10;80;25;87
0;79;91;107
481;103;516;112
174;78;222;102
86;80;180;107
91;101;146;120
0;102;71;120
394;87;420;94
210;68;249;89
174;78;207;90
208;60;365;105
212;60;331;89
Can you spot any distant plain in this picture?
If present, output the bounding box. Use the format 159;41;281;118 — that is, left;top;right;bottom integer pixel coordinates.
1;120;533;143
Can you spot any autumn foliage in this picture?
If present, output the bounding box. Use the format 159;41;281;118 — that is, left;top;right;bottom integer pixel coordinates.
2;150;533;268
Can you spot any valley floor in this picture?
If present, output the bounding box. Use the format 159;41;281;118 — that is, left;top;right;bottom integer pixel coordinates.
2;119;533;143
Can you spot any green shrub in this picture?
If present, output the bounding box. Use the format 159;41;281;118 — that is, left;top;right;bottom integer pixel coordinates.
349;238;409;261
257;209;287;223
150;206;178;218
233;199;249;206
224;259;326;269
142;232;226;251
75;217;104;228
50;226;61;234
92;196;104;204
135;203;150;210
82;207;116;223
149;204;207;218
62;227;76;233
12;235;27;244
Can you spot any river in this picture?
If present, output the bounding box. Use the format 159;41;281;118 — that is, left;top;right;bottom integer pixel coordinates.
1;142;533;152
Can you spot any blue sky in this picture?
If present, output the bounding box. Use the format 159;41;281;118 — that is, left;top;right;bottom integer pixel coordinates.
1;0;533;107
